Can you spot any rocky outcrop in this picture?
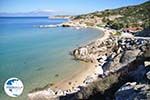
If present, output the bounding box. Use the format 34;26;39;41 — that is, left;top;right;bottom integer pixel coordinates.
72;32;149;64
60;36;150;100
135;28;150;37
72;33;114;62
143;43;150;58
58;58;150;100
73;46;99;62
73;47;91;62
115;82;150;100
115;62;150;100
128;64;146;82
146;71;150;80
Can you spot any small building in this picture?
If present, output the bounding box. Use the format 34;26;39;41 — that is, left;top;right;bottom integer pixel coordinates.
123;27;143;33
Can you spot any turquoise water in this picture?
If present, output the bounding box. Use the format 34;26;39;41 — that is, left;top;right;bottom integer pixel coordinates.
0;17;103;100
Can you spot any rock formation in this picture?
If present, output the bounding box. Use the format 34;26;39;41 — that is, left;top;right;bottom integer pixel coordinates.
115;82;150;100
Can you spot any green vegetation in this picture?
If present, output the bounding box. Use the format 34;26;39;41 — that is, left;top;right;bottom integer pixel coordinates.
108;21;125;30
74;1;150;30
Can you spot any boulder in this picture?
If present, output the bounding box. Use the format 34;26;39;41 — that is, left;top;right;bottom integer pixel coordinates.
146;71;150;80
119;50;140;64
128;64;146;82
79;47;88;56
115;82;150;100
143;44;150;58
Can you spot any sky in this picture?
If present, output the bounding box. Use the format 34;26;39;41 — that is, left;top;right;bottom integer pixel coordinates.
0;0;148;15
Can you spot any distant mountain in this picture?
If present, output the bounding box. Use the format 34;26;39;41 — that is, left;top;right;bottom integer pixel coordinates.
0;10;57;17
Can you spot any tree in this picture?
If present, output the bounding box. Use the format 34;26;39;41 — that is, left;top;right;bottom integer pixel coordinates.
102;17;110;23
110;22;124;30
142;19;150;29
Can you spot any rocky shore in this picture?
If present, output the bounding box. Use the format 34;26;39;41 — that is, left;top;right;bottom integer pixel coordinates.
28;27;108;100
59;19;150;99
27;1;150;99
59;27;150;100
28;13;150;99
28;23;150;100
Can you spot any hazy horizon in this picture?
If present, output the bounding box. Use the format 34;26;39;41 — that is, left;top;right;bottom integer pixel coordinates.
0;0;148;17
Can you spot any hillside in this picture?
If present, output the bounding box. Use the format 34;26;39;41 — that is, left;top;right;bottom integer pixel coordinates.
74;1;150;30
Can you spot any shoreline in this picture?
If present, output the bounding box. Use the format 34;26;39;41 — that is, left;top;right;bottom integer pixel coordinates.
28;20;150;99
28;26;111;99
51;62;95;90
50;26;110;90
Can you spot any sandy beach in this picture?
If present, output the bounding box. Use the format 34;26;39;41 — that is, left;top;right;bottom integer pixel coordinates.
28;27;111;99
51;62;96;90
28;22;150;100
52;27;111;89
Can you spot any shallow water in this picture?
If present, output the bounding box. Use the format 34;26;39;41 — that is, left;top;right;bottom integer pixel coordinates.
0;17;103;99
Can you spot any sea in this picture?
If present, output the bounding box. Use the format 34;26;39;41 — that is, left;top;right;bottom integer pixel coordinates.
0;17;103;100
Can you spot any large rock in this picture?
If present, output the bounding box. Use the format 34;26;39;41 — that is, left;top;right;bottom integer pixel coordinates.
146;71;150;80
119;50;140;64
135;28;150;37
128;64;146;82
143;43;150;58
115;82;150;100
73;47;97;62
73;47;88;58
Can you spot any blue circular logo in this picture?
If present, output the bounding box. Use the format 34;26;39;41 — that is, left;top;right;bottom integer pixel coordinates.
4;78;24;97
